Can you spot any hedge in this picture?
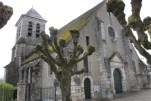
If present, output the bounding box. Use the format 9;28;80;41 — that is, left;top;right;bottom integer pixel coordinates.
0;82;16;101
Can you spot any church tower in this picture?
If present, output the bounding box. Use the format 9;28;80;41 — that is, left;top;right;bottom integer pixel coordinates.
5;8;47;86
12;8;47;60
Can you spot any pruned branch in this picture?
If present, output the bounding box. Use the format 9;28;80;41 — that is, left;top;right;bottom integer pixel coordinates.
128;0;145;42
131;0;142;17
36;44;61;66
107;0;126;25
75;45;95;62
49;28;65;63
128;30;151;64
68;30;81;66
40;31;57;52
70;29;80;60
107;0;151;64
75;52;89;63
128;0;151;47
71;68;85;75
0;2;13;29
76;44;84;58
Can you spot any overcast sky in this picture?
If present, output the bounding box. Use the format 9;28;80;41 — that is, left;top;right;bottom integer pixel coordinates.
0;0;150;79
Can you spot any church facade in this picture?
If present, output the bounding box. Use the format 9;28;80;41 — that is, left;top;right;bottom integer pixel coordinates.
5;0;150;101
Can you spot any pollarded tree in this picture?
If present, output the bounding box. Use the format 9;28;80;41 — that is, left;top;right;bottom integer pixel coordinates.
0;1;13;29
107;0;151;64
35;28;95;101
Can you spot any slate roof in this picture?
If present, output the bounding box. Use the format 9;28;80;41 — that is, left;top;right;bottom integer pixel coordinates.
58;1;104;41
15;8;47;26
21;59;41;70
24;8;45;20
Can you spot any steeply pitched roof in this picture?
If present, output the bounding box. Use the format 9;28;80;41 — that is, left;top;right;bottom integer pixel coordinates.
24;8;45;20
23;1;105;64
58;1;104;41
16;8;47;26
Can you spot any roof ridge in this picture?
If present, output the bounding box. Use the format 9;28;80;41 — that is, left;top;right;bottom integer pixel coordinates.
58;1;105;41
59;1;104;31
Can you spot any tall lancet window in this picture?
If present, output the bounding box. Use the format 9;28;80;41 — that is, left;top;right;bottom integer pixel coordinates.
36;23;40;38
108;13;116;41
108;26;115;39
84;36;90;73
84;56;89;73
17;27;21;39
86;36;90;46
28;21;32;36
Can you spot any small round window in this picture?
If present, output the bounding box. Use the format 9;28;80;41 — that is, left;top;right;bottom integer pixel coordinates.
108;26;115;41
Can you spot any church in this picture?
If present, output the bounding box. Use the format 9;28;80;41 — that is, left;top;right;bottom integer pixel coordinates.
4;0;150;101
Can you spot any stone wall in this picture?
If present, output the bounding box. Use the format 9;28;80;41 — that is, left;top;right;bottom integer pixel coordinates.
4;58;19;86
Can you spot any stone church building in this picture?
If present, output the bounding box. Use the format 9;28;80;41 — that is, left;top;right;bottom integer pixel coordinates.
4;0;150;101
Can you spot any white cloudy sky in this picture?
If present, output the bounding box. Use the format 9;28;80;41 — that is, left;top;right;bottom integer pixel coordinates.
0;0;150;79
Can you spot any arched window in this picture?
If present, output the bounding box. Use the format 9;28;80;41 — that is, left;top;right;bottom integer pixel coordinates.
36;23;40;38
36;23;40;29
84;56;88;73
17;27;21;39
132;61;137;74
29;21;32;27
108;26;115;40
28;21;32;36
83;36;90;73
86;36;90;46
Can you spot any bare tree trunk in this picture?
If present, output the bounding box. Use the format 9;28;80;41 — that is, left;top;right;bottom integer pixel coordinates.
58;71;72;101
36;29;95;101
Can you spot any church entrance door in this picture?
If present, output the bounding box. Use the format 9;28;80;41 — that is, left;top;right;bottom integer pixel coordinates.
84;78;91;99
114;69;122;94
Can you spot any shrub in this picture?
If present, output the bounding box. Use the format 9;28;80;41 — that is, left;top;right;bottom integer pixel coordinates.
0;82;16;101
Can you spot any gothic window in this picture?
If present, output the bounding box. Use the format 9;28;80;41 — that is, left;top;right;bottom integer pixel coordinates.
21;70;24;81
36;23;40;38
132;61;137;74
28;21;32;36
86;36;90;46
17;27;21;39
108;26;115;40
84;36;89;73
48;66;52;75
84;56;89;73
29;21;32;27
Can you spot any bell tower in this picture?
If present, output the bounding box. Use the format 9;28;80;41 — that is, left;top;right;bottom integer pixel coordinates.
5;8;47;87
12;8;47;59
